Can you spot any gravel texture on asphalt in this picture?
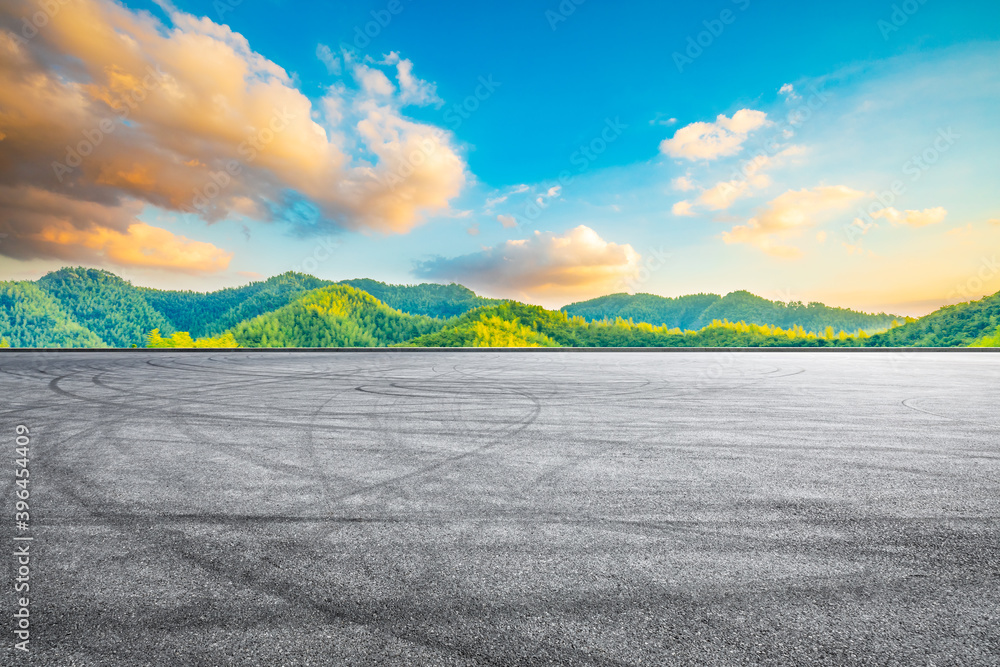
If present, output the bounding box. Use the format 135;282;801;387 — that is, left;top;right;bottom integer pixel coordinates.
1;351;998;666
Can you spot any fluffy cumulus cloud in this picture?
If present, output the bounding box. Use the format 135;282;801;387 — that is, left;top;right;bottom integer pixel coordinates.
671;200;694;217
722;186;866;257
681;146;804;216
660;109;768;161
413;225;641;305
671;176;695;191
871;206;947;227
0;0;466;272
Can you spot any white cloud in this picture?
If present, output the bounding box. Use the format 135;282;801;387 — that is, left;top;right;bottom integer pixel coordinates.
698;180;751;211
672;200;695;217
871;206;947;227
684;146;799;214
382;51;443;108
353;63;396;97
536;185;562;206
779;83;801;101
497;214;518;228
413;225;641;305
671;176;695;191
660;109;768;161
722;186;867;257
316;43;341;75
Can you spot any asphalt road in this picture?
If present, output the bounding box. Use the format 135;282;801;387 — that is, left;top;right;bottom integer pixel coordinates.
1;351;999;666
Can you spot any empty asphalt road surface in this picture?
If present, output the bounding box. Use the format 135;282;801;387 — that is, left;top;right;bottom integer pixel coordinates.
1;351;999;666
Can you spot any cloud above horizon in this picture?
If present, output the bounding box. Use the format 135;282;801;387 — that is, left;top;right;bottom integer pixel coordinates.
721;185;867;257
413;225;641;305
0;0;466;273
871;206;947;227
660;109;768;161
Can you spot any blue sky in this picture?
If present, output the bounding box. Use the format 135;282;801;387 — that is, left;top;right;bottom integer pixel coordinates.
1;0;999;314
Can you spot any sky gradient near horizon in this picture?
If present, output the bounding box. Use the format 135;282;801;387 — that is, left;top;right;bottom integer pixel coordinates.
0;0;998;315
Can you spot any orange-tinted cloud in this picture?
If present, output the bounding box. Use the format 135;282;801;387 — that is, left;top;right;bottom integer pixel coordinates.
414;225;641;306
0;185;231;273
0;0;466;271
722;185;866;257
871;206;947;227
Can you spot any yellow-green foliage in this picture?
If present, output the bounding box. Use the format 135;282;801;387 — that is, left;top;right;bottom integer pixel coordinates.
0;337;9;348
969;326;1000;347
228;285;444;347
468;315;560;347
146;329;239;348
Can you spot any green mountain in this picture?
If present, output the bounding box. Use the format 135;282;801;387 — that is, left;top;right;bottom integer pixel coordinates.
140;275;494;337
402;302;856;348
0;281;106;348
141;272;334;337
563;290;903;334
229;284;448;347
3;266;998;349
337;279;502;318
866;290;1000;347
37;267;173;347
561;293;721;331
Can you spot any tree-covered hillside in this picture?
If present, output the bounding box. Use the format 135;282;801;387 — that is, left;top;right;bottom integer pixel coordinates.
2;266;998;349
37;268;173;347
229;285;448;347
403;302;868;348
0;281;106;348
561;293;722;330
338;279;502;318
866;290;1000;347
564;290;903;334
141;272;335;337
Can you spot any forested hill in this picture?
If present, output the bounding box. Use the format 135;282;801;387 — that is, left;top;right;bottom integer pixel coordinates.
0;281;105;348
338;279;502;318
402;302;872;348
1;267;999;347
865;290;1000;347
38;268;176;347
0;269;499;347
563;290;905;334
228;285;446;347
141;272;335;337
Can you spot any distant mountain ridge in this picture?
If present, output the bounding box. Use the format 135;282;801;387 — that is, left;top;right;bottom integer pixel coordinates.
562;290;904;335
0;267;996;348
